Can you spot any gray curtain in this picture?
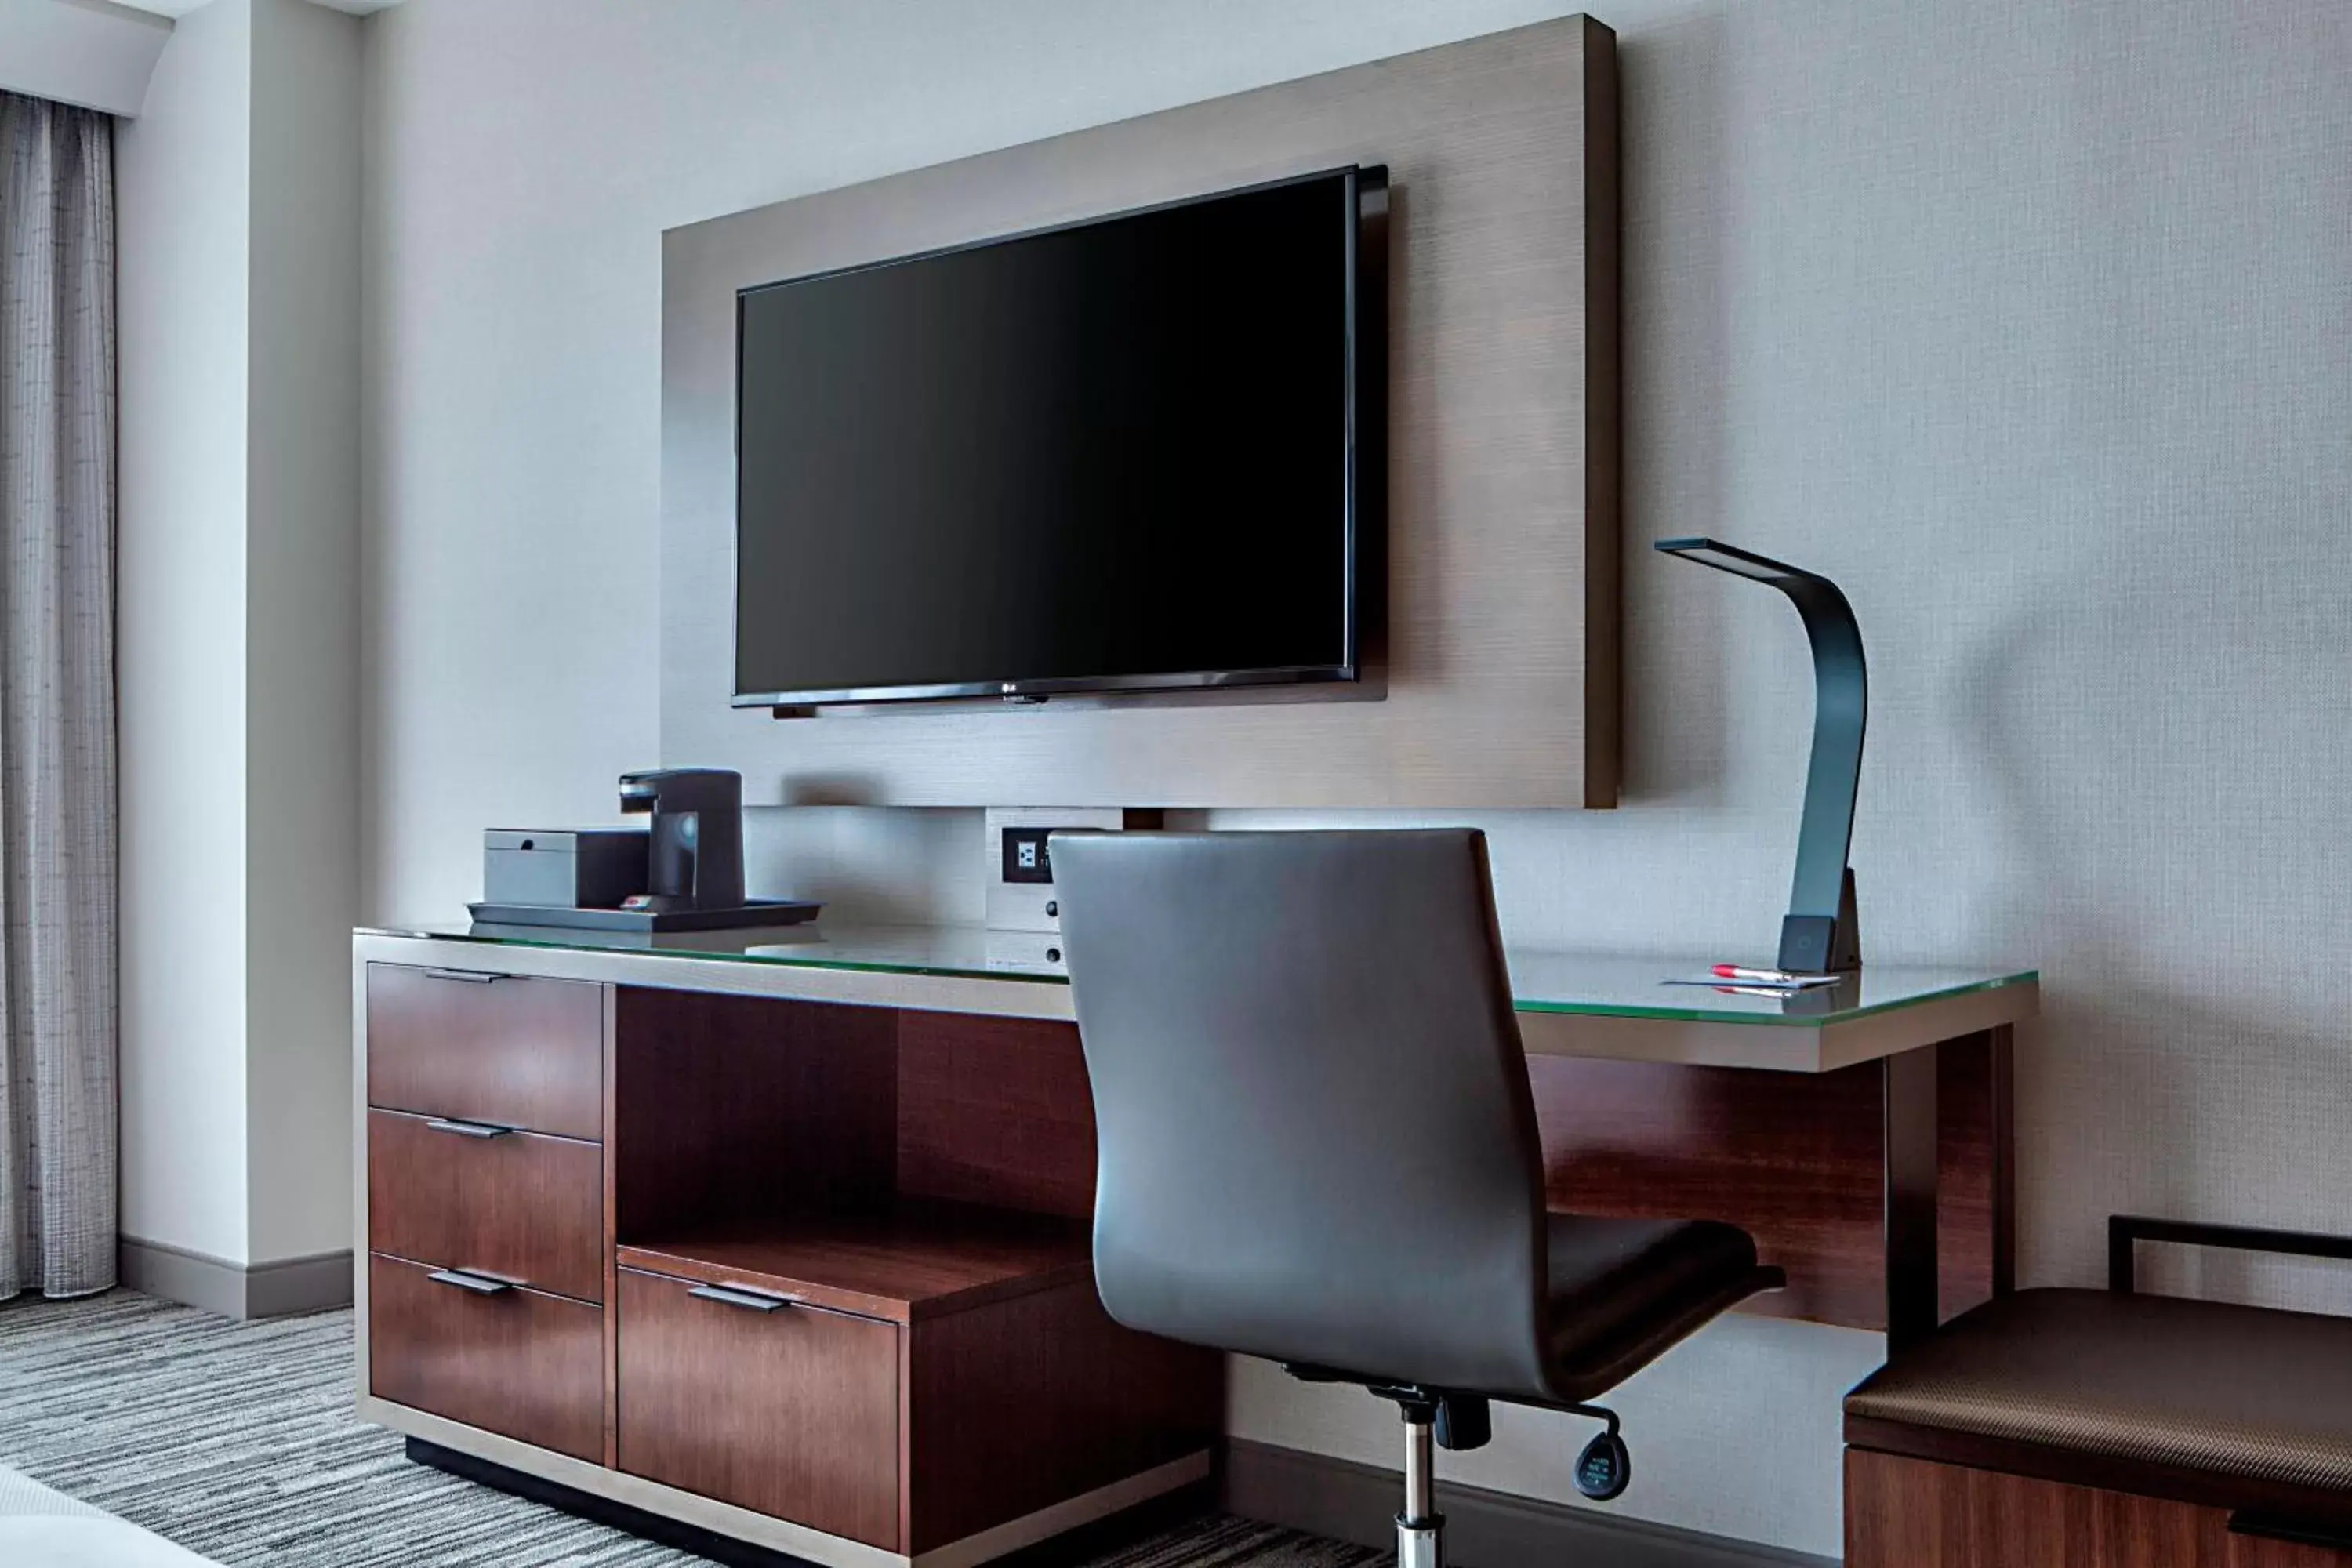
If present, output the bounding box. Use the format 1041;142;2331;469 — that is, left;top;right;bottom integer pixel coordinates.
0;91;118;1301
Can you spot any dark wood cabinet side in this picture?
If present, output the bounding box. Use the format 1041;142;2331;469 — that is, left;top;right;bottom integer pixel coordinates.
897;1011;1098;1219
612;989;896;1239
1846;1450;2352;1568
906;1278;1221;1554
1530;1031;2002;1332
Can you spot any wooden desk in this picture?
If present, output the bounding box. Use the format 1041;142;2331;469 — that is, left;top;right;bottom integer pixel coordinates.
352;922;2036;1567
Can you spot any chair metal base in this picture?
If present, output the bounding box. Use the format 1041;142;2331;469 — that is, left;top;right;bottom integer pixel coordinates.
1398;1414;1445;1567
1381;1389;1635;1563
1396;1512;1444;1568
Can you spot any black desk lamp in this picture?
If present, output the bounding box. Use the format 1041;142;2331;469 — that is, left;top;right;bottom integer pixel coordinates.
1654;538;1867;973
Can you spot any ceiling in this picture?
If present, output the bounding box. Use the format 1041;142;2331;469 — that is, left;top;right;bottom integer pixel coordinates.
110;0;403;16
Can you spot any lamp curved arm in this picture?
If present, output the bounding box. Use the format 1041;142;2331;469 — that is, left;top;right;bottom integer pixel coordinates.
1654;538;1867;971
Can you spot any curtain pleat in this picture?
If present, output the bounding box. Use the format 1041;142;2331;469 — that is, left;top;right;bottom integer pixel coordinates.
0;90;119;1301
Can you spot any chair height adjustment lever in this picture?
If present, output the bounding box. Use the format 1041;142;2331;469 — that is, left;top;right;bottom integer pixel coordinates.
1566;1403;1631;1501
1435;1393;1490;1451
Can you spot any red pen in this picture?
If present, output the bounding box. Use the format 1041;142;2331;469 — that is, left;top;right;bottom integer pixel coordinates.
1712;964;1805;984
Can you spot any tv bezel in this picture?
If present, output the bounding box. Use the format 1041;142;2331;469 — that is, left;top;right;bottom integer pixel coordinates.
729;162;1386;710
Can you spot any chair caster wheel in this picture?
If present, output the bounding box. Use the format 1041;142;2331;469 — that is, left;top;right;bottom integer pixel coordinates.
1573;1430;1631;1501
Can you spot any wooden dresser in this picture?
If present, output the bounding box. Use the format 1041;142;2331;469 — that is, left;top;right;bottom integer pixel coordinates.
354;944;1220;1568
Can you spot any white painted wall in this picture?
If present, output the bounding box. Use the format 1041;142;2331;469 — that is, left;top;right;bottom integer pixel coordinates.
118;0;253;1269
245;0;363;1263
118;0;364;1273
358;0;2352;1555
0;0;173;117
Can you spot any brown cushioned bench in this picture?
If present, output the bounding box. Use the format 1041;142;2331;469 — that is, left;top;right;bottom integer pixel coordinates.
1844;1217;2352;1567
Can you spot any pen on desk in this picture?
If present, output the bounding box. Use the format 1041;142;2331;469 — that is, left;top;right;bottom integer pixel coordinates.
1711;963;1805;984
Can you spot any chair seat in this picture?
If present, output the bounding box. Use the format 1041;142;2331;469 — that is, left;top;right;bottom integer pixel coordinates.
1845;1288;2352;1518
1540;1214;1773;1401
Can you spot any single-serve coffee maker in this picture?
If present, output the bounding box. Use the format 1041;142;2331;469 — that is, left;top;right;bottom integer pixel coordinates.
469;767;818;933
617;767;745;913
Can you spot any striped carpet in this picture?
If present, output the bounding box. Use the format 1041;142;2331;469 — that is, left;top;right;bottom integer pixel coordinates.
0;1290;1379;1567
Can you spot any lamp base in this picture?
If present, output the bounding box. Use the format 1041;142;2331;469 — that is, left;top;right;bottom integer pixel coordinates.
1777;868;1861;974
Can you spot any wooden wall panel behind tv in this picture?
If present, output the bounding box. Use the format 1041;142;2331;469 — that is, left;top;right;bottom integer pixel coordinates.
662;15;1620;808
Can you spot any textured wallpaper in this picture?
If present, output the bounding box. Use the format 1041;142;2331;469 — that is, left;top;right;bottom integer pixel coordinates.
1230;0;2352;1305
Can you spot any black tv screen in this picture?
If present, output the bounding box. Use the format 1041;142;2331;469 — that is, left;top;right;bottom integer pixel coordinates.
733;165;1383;706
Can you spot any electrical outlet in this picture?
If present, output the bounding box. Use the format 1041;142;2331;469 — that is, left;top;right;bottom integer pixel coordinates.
985;807;1153;932
1000;826;1061;885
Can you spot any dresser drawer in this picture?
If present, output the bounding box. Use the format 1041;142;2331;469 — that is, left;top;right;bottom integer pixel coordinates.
618;1266;900;1549
366;964;604;1140
368;1254;603;1461
367;1109;604;1302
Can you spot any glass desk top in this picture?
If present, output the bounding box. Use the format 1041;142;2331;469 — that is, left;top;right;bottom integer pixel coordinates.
360;920;2038;1029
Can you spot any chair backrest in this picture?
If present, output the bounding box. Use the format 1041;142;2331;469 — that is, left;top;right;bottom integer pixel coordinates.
1051;829;1552;1394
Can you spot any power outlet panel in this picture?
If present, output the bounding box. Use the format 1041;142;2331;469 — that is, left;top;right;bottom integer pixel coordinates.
1000;827;1061;885
982;807;1163;932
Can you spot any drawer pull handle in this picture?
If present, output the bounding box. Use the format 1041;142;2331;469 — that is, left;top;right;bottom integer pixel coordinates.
423;1117;515;1139
688;1283;803;1313
427;1269;514;1296
421;968;503;984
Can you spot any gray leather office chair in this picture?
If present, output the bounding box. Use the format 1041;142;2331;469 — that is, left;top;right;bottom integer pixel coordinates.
1051;829;1783;1567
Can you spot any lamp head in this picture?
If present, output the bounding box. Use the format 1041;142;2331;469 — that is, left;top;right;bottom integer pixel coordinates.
1653;536;1817;587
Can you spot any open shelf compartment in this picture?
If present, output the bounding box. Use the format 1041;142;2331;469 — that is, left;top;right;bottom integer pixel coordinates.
619;1198;1092;1323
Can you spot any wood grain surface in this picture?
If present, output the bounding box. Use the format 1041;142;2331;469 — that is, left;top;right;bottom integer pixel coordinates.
366;1109;604;1303
904;1277;1222;1554
1530;1032;2002;1331
618;1200;1091;1324
617;1266;902;1550
366;964;605;1140
896;1011;1096;1219
367;1253;604;1462
1846;1450;2352;1568
612;988;896;1239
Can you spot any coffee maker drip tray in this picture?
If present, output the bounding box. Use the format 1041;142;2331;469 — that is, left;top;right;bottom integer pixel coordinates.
465;898;822;933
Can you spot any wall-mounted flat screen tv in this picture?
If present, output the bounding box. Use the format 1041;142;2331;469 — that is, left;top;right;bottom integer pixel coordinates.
732;164;1385;708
